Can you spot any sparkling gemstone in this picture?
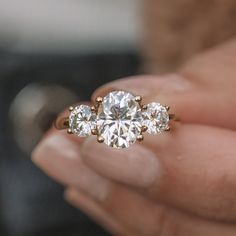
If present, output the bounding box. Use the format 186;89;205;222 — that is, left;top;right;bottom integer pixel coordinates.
69;105;96;137
97;91;143;148
142;102;169;134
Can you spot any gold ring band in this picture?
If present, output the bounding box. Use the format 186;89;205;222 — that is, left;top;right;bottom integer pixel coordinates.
55;90;179;149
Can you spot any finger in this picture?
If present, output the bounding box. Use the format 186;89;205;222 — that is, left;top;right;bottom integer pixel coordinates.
179;38;236;88
65;186;236;236
92;74;206;124
32;130;156;235
92;40;236;129
92;74;236;129
32;129;236;234
32;131;111;201
81;125;236;221
32;130;139;235
80;136;160;188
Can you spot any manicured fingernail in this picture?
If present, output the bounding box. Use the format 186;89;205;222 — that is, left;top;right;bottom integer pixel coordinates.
32;133;110;201
32;132;80;167
81;137;161;188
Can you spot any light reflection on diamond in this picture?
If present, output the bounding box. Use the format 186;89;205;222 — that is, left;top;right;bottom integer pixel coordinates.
142;102;169;134
97;91;143;148
68;92;171;148
69;105;96;137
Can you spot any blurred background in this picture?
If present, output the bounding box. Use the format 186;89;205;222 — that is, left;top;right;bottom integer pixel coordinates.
1;0;236;235
0;1;140;235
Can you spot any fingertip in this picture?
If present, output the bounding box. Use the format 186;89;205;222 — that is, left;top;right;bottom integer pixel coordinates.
31;132;84;186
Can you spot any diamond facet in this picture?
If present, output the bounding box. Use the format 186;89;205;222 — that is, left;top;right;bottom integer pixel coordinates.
97;91;143;148
69;105;96;137
142;102;169;134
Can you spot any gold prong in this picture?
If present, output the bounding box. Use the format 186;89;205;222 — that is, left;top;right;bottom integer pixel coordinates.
135;95;142;103
169;114;180;121
91;106;96;112
97;136;104;143
141;126;148;132
165;106;170;111
67;128;73;134
96;96;103;104
91;129;98;135
165;127;170;131
69;106;74;111
142;105;147;110
137;134;144;142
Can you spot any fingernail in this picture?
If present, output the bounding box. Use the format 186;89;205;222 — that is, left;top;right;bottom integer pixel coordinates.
81;137;161;188
32;132;80;167
32;133;110;201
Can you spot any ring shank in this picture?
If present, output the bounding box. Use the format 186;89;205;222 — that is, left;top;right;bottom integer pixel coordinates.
169;114;180;122
54;117;69;130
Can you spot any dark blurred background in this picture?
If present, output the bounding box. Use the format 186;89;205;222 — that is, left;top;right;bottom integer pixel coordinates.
0;1;140;235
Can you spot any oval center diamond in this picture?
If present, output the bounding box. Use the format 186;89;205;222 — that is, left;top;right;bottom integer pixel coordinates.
97;91;143;148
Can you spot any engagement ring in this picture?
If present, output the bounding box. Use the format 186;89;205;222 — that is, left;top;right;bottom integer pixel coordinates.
55;90;178;149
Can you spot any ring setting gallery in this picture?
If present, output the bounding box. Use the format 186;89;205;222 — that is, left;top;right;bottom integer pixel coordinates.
55;90;178;149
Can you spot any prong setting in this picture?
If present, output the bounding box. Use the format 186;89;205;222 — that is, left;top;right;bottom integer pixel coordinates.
142;105;147;111
165;127;170;131
65;91;175;148
68;105;96;137
91;106;96;112
67;128;73;134
165;106;170;111
97;136;104;143
137;134;144;142
135;95;142;103
142;102;170;134
91;129;98;135
141;126;148;132
96;96;103;104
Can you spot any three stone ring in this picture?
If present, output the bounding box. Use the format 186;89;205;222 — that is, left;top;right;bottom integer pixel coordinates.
55;90;178;149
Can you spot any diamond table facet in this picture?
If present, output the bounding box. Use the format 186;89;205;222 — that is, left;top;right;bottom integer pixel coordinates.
69;105;96;137
97;91;143;148
142;102;169;134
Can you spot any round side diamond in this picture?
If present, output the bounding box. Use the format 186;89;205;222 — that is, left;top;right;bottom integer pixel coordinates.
97;91;143;148
142;102;169;134
69;105;95;137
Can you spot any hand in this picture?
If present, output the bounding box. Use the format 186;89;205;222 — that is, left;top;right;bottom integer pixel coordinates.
32;38;236;236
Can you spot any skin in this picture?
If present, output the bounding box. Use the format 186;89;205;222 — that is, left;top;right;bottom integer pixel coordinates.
32;38;236;235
